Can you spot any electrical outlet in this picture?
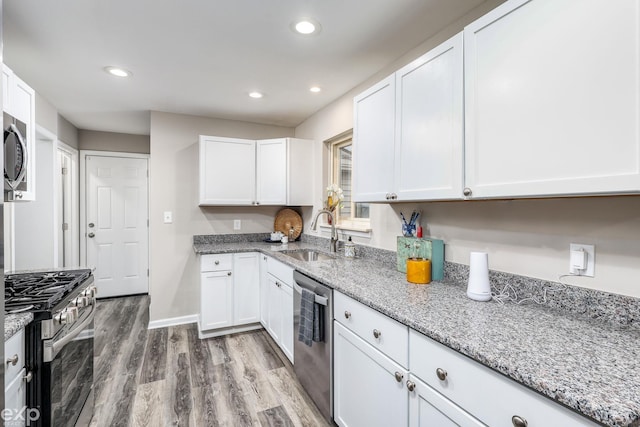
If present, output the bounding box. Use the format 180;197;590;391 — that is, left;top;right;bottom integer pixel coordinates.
163;211;173;224
569;243;595;277
233;219;241;230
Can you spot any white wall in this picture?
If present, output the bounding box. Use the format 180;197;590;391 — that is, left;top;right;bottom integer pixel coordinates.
294;0;640;298
148;111;296;322
78;129;150;154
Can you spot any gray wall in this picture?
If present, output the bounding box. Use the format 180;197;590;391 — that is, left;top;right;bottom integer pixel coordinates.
78;129;150;154
35;93;58;134
57;115;78;149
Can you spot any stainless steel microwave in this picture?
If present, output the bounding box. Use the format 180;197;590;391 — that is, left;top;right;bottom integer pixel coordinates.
4;112;28;201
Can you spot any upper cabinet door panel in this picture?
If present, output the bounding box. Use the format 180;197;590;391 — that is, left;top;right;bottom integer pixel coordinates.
464;0;640;198
199;136;256;205
395;32;464;201
353;74;396;202
256;139;287;205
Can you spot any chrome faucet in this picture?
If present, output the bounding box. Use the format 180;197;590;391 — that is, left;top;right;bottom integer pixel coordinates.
310;209;338;253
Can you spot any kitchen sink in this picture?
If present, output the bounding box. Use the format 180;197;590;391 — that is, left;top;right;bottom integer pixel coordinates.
281;249;335;262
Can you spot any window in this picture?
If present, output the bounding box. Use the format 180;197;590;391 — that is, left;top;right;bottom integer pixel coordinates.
329;132;370;229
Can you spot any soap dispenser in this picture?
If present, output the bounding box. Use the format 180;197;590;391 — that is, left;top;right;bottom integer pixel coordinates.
344;236;355;258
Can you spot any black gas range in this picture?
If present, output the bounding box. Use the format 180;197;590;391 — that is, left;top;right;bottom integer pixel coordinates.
5;269;96;427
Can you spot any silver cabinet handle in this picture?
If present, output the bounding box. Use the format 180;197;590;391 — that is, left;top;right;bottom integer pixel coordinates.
6;354;19;366
214;260;220;265
436;368;448;381
373;329;381;339
88;232;95;238
23;371;33;383
463;187;472;197
344;311;351;319
406;380;416;392
512;416;528;427
227;272;232;276
394;371;403;382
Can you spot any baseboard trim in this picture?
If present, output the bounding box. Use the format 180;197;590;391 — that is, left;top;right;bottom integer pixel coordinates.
197;322;263;339
148;314;198;330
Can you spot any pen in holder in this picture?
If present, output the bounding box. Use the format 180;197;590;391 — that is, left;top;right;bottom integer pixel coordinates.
400;210;420;237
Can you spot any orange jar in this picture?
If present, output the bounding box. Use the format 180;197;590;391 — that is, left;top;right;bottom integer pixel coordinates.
406;258;431;284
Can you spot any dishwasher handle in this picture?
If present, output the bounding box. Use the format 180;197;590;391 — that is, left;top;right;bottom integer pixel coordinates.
293;282;328;306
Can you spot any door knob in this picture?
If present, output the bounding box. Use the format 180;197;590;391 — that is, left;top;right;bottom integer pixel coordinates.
88;222;95;228
88;232;95;238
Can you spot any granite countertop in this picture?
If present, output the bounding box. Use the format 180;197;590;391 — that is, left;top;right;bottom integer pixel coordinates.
5;313;33;341
195;240;640;427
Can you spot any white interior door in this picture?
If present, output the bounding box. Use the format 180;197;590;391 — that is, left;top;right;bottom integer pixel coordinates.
85;154;149;298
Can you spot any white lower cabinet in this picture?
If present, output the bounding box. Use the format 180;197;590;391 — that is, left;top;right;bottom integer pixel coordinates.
259;254;269;327
199;252;261;338
334;321;408;427
5;329;27;427
263;256;294;363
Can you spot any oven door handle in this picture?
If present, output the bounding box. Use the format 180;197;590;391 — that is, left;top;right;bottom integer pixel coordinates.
293;282;328;306
44;303;96;362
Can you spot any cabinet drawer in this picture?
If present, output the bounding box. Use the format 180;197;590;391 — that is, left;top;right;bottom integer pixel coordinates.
267;257;293;287
334;291;408;367
409;329;598;427
4;329;25;388
200;254;233;272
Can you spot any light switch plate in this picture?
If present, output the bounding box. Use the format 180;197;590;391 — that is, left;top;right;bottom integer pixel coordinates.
569;243;595;276
163;211;173;224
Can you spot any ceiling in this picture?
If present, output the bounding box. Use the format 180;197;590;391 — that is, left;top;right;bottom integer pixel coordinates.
4;0;487;135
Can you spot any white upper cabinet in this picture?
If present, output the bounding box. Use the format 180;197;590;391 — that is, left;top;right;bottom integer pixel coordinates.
353;33;464;203
3;64;36;201
199;136;314;206
199;136;256;205
353;74;396;202
395;33;464;201
464;0;640;198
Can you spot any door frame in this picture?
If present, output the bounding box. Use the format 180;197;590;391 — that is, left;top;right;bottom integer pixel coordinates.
55;140;79;267
79;151;150;275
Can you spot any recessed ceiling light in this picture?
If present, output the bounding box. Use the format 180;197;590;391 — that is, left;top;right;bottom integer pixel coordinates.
249;91;264;99
310;86;322;93
291;18;321;35
104;66;132;78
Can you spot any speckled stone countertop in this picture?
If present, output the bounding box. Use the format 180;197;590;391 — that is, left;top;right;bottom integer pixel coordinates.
194;240;640;427
5;313;33;341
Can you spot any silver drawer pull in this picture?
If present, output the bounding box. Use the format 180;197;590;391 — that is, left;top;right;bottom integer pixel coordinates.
406;380;416;392
512;416;528;427
23;371;33;383
436;368;447;381
394;371;403;382
373;329;381;339
6;354;19;366
214;260;220;265
344;311;351;319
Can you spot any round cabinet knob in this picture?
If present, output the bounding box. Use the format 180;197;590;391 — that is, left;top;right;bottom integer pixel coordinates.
15;192;23;199
373;329;382;339
6;354;19;366
214;260;220;265
406;380;416;392
436;368;448;381
394;371;403;382
392;193;398;200
227;272;232;276
88;232;95;238
256;201;260;205
512;416;528;427
463;187;472;197
385;193;390;200
88;222;95;228
344;311;351;319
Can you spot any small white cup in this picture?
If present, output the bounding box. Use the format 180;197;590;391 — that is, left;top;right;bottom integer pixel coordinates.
271;231;283;241
281;236;288;244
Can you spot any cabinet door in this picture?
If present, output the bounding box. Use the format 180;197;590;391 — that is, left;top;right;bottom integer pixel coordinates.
334;321;408;427
280;282;294;363
2;65;12;114
409;374;485;427
200;271;233;331
256;139;287;205
395;33;464;201
353;74;396;202
233;253;260;325
259;255;269;327
464;0;640;198
266;274;283;343
199;136;256;205
4;368;27;427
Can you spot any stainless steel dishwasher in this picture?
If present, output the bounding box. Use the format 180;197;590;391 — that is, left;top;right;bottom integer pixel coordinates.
293;270;333;423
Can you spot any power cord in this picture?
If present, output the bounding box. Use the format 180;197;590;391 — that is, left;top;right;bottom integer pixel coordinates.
492;275;570;305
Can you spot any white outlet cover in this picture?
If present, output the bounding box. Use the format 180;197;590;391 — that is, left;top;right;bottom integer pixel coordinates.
569;243;595;277
233;219;241;230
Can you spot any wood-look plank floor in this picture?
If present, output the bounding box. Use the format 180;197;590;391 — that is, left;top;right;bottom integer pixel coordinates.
89;295;331;427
